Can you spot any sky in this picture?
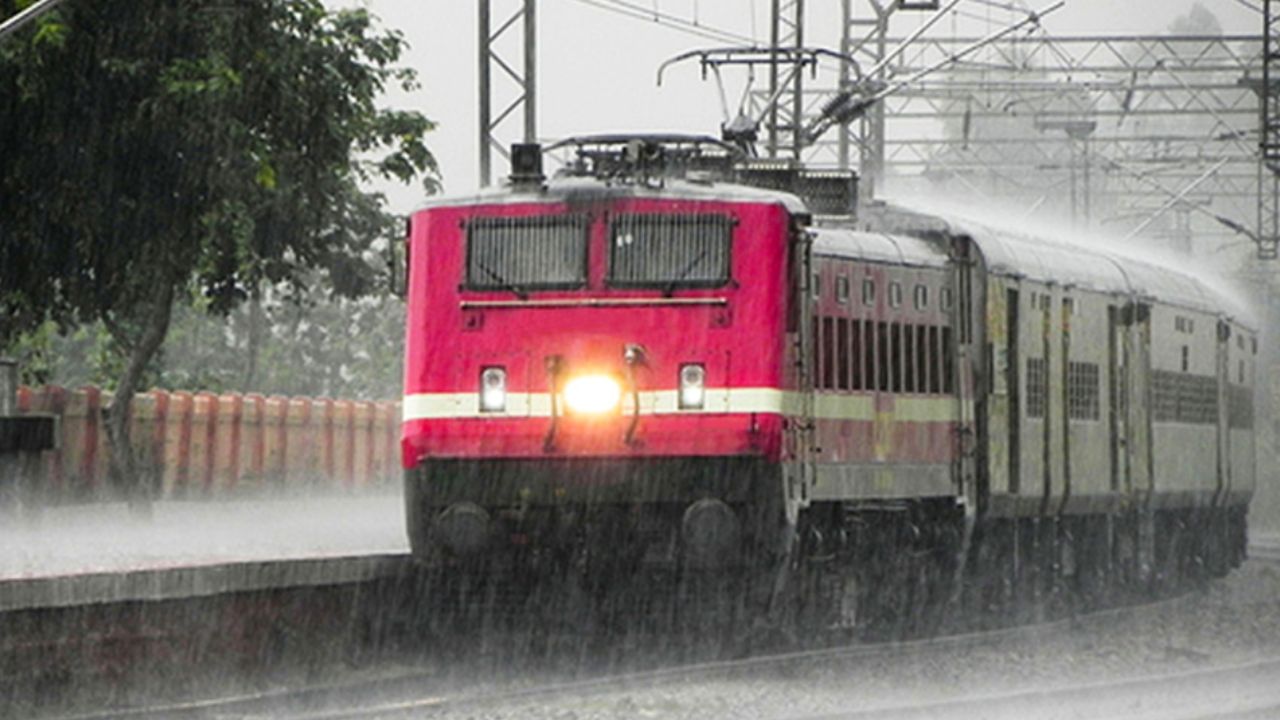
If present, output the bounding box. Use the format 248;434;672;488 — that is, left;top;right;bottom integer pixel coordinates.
336;0;1262;212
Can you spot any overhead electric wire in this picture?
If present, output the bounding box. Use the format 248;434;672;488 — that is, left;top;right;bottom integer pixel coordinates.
569;0;756;46
0;0;67;43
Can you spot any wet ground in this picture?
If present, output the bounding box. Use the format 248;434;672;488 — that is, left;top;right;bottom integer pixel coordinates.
0;491;406;579
405;559;1280;720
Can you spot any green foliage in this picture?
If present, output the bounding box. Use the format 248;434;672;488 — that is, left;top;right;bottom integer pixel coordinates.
0;0;439;346
8;282;405;400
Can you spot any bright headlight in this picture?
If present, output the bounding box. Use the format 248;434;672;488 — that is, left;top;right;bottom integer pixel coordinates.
479;366;506;412
679;363;706;409
563;375;622;415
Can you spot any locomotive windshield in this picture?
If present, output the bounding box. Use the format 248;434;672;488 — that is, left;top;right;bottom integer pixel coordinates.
608;214;732;288
465;215;588;291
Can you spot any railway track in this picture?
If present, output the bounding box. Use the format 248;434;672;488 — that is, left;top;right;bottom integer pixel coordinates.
793;657;1280;720
60;541;1280;720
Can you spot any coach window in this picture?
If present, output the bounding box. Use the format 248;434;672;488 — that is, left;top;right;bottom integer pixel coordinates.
941;287;954;312
1181;345;1190;373
904;324;916;393
890;323;903;392
813;272;821;300
914;285;928;310
877;322;890;391
466;215;589;290
608;214;732;289
941;326;955;393
837;276;851;304
865;321;878;393
916;326;929;395
822;316;837;388
862;278;876;305
837;318;851;390
851;319;864;390
928;326;941;393
889;282;903;308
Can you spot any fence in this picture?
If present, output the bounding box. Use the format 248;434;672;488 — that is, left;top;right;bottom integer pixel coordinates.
14;386;401;503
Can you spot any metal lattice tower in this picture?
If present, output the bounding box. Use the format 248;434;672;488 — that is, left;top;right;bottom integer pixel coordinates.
1260;0;1280;259
766;0;805;160
785;29;1262;251
478;0;536;187
837;0;940;197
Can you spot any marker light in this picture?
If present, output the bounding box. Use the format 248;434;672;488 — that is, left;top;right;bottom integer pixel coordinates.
679;363;706;409
479;367;507;412
563;375;622;415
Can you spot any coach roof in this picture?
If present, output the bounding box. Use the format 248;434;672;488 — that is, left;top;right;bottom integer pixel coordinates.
868;203;1254;326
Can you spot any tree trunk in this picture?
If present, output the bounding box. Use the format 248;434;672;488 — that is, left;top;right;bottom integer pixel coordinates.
105;279;176;517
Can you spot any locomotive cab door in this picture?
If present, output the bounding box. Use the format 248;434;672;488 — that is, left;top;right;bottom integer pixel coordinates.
784;224;817;521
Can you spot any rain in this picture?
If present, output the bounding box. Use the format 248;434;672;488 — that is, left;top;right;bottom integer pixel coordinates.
3;1;1280;719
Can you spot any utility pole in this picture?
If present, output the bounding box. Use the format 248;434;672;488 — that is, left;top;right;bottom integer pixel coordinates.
767;0;804;161
837;0;939;194
478;0;536;187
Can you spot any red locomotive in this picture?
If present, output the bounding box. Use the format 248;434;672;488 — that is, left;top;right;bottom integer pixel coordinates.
400;136;1257;630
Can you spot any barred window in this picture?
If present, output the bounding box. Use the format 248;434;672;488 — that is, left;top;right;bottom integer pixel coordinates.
1152;370;1218;425
609;214;732;288
1228;384;1254;429
1026;357;1047;419
1152;371;1179;422
1067;361;1100;421
466;215;588;290
1181;375;1219;425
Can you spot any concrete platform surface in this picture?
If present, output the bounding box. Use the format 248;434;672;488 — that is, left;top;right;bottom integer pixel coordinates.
1;492;408;581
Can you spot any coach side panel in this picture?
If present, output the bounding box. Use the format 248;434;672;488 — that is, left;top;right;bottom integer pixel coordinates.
808;255;957;501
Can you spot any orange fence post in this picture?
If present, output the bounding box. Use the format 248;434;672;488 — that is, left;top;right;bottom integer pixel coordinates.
352;401;373;488
187;393;216;496
212;394;243;493
319;398;335;488
148;390;169;496
284;398;313;487
162;392;193;499
332;400;354;489
129;392;163;498
241;394;265;491
263;396;288;489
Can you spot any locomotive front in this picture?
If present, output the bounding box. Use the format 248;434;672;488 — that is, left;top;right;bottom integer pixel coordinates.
401;176;804;572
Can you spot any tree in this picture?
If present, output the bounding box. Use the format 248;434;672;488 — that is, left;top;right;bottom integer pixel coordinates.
0;0;438;508
1168;3;1223;37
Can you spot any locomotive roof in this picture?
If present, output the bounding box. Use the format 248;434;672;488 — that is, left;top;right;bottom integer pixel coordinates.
867;203;1256;328
413;175;810;214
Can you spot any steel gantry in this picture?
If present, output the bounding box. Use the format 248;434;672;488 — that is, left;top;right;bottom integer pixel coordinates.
814;27;1264;252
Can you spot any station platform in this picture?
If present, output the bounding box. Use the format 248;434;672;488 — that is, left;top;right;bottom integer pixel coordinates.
0;492;410;611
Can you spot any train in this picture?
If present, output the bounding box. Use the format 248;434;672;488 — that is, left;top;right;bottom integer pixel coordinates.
398;135;1257;632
